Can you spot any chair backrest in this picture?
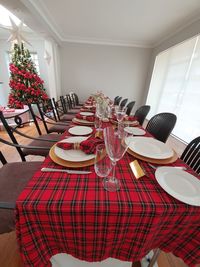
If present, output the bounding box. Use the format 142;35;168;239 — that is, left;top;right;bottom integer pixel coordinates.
126;101;136;116
60;96;68;114
120;98;128;108
70;93;76;107
65;94;73;109
72;93;80;105
0;109;40;161
115;96;122;105
180;136;200;174
114;96;119;105
134;105;150;125
146;112;177;143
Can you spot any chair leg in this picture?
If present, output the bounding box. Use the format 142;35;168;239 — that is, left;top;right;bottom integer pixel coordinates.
147;248;161;267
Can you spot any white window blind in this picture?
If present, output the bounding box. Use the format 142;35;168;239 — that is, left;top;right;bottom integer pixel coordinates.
146;36;200;143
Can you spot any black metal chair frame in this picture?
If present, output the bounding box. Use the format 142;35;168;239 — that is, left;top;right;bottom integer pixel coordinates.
64;95;79;113
180;136;200;174
0;110;56;161
31;103;69;135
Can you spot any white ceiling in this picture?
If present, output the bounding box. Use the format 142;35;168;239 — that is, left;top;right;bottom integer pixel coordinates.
1;0;200;47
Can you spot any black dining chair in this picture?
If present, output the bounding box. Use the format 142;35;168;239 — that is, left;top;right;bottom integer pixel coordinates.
52;97;75;122
115;96;122;105
0;150;42;233
146;112;177;143
180;136;200;174
71;92;84;107
126;101;136;116
60;96;79;117
32;102;70;134
0;109;60;161
134;105;150;125
114;96;119;105
64;94;80;114
120;98;128;108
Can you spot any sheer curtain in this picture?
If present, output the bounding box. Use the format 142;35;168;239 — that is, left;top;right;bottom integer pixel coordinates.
44;39;61;100
146;35;200;143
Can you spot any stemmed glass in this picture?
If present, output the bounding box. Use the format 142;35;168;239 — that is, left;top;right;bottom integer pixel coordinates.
103;126;130;192
94;144;112;179
95;102;105;130
115;106;127;123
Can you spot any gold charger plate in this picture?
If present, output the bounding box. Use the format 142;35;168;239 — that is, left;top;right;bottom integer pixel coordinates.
127;148;178;164
72;117;94;126
49;144;95;168
110;119;139;126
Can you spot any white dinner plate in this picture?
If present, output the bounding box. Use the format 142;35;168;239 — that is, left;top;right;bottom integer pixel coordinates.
126;136;173;159
68;126;93;136
72;117;94;125
125;127;146;135
55;137;95;162
80;112;94;116
155;167;200;206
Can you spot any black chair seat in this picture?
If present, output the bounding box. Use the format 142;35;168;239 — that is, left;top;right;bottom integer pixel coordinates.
49;124;70;134
60;114;75;121
23;134;60;156
0;161;42;233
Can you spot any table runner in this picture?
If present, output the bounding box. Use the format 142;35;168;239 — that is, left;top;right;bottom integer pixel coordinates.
16;120;200;267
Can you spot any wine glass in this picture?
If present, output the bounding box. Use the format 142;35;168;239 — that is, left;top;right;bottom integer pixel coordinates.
94;144;112;178
96;102;105;130
115;106;127;123
103;126;130;192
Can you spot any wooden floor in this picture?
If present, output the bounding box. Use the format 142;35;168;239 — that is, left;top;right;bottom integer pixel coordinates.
0;122;199;267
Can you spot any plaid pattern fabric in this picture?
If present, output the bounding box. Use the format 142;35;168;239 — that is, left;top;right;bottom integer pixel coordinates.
80;136;104;154
16;119;200;267
56;137;103;154
125;116;137;121
76;113;95;122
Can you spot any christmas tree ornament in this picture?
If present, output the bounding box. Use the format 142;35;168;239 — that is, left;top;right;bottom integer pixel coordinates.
6;16;32;46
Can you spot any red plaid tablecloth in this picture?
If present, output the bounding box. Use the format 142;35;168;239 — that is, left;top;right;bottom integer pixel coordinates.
16;125;200;267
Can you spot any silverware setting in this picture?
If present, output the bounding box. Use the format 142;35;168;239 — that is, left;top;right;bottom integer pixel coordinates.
41;167;92;174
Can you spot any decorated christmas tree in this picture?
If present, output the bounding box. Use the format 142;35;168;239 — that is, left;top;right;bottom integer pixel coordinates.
8;43;49;108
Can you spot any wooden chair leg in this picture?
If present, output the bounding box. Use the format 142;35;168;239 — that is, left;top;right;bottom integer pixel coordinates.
147;248;161;267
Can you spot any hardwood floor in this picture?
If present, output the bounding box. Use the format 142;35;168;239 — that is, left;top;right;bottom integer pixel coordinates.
0;123;198;267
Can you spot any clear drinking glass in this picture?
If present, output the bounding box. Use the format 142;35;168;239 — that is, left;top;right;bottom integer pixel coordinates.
115;106;127;123
96;102;105;130
103;126;130;192
94;144;112;178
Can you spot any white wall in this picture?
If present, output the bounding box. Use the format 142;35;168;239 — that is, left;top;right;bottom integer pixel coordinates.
0;38;49;107
60;43;152;111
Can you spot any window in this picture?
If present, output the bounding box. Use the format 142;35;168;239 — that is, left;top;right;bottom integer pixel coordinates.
146;35;200;143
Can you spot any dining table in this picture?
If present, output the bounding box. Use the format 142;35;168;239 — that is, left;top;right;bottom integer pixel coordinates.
15;96;200;267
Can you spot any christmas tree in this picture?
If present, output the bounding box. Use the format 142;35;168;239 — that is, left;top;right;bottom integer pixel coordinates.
8;43;49;108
